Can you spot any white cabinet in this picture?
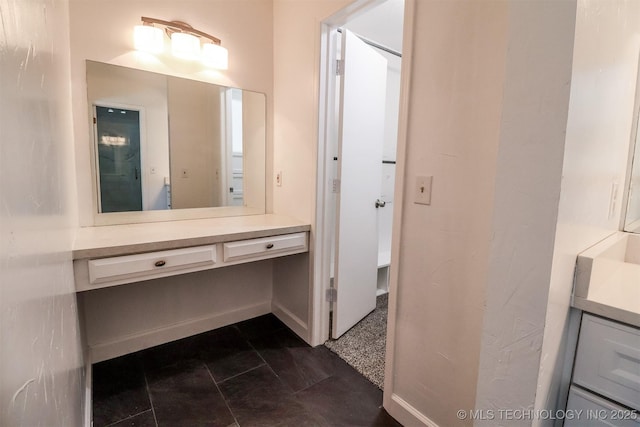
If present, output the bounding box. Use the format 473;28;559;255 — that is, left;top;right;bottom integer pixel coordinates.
567;314;640;424
84;245;217;290
573;315;640;412
223;232;307;263
74;232;308;291
566;386;640;427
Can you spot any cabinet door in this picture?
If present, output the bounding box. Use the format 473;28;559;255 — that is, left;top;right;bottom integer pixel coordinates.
573;315;640;412
565;386;640;427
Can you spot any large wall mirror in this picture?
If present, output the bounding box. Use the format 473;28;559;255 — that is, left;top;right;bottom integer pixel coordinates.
86;61;266;223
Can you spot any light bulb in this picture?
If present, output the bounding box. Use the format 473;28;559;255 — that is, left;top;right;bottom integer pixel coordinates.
171;32;200;60
201;42;228;70
133;25;164;54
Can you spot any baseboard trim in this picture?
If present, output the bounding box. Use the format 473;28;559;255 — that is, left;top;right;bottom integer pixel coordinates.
388;393;440;427
83;358;92;427
89;301;271;362
272;301;309;344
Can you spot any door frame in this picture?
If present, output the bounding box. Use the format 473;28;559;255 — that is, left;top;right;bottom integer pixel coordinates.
313;0;418;422
379;3;423;423
225;88;245;207
312;0;414;341
313;0;379;347
92;102;148;212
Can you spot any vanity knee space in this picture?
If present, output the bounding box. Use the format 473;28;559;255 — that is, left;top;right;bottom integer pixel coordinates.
72;217;311;363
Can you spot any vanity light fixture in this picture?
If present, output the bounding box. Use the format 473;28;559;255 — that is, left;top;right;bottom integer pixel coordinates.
201;42;229;69
133;24;164;54
171;32;200;60
134;17;228;70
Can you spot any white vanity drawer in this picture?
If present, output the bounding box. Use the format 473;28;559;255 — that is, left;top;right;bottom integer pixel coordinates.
223;232;307;263
87;245;217;287
565;386;640;426
573;314;640;411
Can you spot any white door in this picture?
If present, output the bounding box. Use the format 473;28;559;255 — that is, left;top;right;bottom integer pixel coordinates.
224;88;244;206
332;30;388;338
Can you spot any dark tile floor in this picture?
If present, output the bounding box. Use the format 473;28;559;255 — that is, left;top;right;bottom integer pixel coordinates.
92;314;402;427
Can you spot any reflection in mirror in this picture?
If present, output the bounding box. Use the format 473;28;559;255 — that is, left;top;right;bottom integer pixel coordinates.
95;106;143;212
624;127;640;232
86;60;266;216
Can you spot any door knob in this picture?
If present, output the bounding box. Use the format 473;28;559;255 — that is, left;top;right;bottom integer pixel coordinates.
375;199;386;208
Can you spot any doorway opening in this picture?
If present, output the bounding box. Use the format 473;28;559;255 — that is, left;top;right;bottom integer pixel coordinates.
316;0;405;389
94;105;144;213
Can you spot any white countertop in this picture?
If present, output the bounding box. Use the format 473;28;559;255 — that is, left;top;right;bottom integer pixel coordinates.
73;214;311;259
573;232;640;328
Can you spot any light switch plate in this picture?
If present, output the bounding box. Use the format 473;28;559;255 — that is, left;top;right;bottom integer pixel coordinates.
414;176;432;205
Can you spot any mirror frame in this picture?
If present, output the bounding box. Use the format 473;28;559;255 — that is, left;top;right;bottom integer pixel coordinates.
85;61;267;226
622;52;640;233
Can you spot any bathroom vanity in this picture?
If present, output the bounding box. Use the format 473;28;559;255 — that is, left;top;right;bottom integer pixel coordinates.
566;232;640;425
69;56;314;365
73;214;312;363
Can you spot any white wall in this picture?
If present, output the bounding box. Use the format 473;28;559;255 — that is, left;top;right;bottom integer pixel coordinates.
475;0;576;421
69;0;274;225
272;0;352;223
534;0;640;419
385;1;576;425
385;2;509;425
0;0;84;425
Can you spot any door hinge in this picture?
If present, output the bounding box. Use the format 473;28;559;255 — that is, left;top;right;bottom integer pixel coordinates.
332;179;341;194
93;117;97;124
326;288;337;302
335;59;344;76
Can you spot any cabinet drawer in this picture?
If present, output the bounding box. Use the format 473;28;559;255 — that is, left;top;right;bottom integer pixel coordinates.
88;245;217;286
573;314;640;411
223;232;307;263
565;386;640;426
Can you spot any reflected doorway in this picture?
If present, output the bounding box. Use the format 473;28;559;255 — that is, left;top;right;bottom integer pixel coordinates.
94;105;143;213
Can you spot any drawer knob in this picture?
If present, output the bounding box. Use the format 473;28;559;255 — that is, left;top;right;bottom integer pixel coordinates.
266;243;274;249
154;260;166;267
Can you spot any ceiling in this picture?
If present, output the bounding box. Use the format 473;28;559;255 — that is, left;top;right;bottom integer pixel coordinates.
344;0;405;54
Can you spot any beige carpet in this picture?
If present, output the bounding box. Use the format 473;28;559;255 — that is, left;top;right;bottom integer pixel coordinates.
324;294;388;389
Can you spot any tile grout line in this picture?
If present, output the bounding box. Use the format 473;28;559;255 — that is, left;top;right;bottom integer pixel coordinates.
103;409;154;427
142;366;160;427
215;362;266;385
245;338;269;367
245;337;297;394
292;373;337;396
204;363;240;427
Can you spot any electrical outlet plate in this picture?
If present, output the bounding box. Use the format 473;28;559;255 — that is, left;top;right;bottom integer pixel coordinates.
276;171;283;187
414;176;432;205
